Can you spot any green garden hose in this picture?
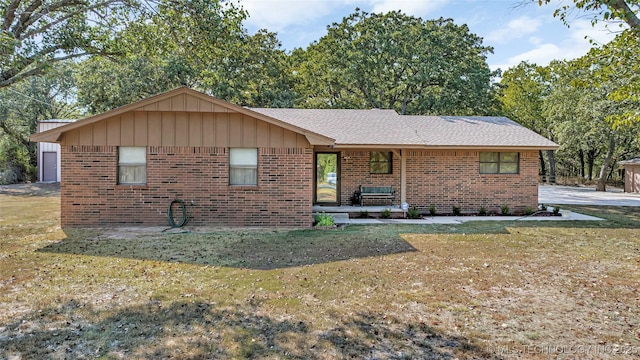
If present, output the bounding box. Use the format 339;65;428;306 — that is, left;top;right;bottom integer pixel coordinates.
167;199;189;228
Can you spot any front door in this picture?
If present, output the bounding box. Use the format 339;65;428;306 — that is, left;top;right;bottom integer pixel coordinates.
315;152;339;204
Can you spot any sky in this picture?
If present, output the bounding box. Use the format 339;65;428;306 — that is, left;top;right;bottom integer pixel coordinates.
238;0;621;72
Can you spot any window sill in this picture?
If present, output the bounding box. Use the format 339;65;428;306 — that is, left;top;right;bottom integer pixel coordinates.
229;185;258;190
116;184;149;189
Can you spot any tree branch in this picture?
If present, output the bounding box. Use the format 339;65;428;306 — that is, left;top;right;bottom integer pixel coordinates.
605;0;640;29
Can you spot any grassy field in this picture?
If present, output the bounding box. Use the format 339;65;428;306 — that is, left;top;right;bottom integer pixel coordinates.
1;184;639;359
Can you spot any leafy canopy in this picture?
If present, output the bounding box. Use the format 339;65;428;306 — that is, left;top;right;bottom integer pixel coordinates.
293;10;499;115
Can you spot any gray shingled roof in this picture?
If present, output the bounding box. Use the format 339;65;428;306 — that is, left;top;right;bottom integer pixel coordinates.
250;108;558;149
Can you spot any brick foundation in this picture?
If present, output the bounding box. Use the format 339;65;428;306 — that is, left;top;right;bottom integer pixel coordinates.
61;146;313;227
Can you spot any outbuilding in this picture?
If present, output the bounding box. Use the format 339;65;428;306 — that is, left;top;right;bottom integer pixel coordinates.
619;157;640;193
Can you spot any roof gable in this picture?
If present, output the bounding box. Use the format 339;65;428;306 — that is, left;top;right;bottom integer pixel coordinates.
30;87;334;145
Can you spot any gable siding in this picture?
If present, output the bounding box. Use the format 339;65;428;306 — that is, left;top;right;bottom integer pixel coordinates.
60;111;311;149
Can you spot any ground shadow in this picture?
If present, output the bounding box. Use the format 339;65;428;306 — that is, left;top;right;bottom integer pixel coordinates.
39;227;418;270
0;300;500;359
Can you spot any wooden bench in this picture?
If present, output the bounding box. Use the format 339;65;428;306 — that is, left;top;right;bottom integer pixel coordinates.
358;185;396;206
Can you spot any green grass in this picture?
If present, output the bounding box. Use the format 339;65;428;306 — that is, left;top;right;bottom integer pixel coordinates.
1;184;640;359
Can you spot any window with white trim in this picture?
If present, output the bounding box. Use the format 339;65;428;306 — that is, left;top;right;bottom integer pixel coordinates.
118;147;147;184
479;152;519;174
230;148;258;185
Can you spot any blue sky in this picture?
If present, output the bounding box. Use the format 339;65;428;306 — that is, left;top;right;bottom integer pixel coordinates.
239;0;620;72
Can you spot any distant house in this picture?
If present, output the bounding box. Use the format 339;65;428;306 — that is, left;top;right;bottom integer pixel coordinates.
37;120;75;182
31;87;557;227
619;157;640;193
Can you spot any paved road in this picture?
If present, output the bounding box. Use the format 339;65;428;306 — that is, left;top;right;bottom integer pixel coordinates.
539;184;640;206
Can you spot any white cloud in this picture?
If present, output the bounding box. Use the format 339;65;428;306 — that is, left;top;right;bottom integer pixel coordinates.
240;0;337;32
485;16;541;44
492;19;618;71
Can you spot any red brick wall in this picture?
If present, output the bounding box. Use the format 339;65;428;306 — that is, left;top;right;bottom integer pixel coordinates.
337;149;538;213
339;151;401;205
405;150;539;214
60;146;313;227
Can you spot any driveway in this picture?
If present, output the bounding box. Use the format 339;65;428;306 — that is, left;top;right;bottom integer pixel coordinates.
539;184;640;206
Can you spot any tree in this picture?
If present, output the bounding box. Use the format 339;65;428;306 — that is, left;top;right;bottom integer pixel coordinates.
538;0;640;32
293;10;499;115
1;0;139;89
500;61;557;183
0;62;80;182
75;0;294;112
545;49;640;191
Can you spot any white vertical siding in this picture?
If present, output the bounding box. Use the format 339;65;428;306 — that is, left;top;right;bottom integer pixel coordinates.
37;121;74;182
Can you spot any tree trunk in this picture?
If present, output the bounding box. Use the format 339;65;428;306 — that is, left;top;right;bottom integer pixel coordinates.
539;150;547;182
596;135;616;192
579;149;585;178
587;150;596;180
547;150;556;184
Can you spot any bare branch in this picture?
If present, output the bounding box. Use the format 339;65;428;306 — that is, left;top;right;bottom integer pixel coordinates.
2;0;22;31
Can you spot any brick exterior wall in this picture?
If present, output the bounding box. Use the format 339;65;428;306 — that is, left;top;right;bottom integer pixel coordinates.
340;151;401;205
338;150;539;214
60;145;313;227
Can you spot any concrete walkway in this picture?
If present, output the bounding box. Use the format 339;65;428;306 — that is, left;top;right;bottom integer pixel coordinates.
320;184;640;225
539;184;640;206
334;208;601;225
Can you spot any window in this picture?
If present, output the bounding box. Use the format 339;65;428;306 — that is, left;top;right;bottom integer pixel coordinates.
118;147;146;184
480;152;519;174
230;148;258;185
370;151;392;174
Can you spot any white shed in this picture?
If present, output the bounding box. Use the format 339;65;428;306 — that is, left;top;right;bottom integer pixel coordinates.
37;120;74;182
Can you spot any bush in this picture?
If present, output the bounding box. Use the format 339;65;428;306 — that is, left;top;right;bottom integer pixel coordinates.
380;208;392;219
452;206;461;216
501;204;510;215
553;206;561;215
524;207;534;215
478;206;487;216
539;204;548;211
429;205;437;216
407;206;421;219
314;213;335;227
358;210;369;219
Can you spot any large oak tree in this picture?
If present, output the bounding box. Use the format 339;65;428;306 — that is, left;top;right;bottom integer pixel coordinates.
293;10;499;115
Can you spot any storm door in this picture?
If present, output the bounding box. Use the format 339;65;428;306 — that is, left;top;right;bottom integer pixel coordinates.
315;152;339;204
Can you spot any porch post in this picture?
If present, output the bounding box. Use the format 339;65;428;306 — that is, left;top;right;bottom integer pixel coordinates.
401;149;407;204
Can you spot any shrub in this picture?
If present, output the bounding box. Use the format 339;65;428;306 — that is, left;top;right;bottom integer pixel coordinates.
524;207;534;215
314;213;335;227
539;204;548;211
452;206;461;216
359;210;369;219
380;208;392;219
478;206;487;216
552;206;561;215
407;206;421;219
429;205;437;216
501;204;510;215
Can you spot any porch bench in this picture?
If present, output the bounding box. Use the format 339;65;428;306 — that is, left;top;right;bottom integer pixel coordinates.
358;185;396;206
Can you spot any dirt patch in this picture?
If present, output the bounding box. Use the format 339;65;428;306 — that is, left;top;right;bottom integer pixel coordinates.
0;182;60;197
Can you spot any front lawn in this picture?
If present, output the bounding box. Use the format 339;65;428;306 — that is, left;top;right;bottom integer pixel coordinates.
1;184;639;359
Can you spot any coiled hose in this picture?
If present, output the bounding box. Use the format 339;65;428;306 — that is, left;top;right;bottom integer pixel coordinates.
167;199;191;228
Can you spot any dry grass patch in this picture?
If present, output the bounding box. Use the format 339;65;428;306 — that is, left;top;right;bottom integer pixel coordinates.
1;184;639;359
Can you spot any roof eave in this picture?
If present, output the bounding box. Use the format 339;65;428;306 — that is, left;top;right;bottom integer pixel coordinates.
332;144;559;150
